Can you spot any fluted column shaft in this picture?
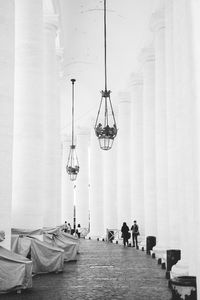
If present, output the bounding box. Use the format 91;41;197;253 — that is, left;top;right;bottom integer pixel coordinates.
129;74;145;237
140;47;157;238
165;0;180;250
151;9;169;250
12;0;44;229
76;129;90;229
190;1;200;297
171;0;197;277
103;142;118;231
0;0;14;249
89;130;104;238
117;92;132;228
43;14;60;227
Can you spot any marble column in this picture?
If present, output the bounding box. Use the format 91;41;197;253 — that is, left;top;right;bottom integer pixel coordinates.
103;141;118;232
43;14;60;227
190;1;200;297
140;46;157;239
117;92;132;229
164;0;180;251
171;0;197;278
12;0;44;229
76;128;90;229
55;48;64;225
61;136;75;226
89;128;104;238
0;0;14;249
151;9;169;255
129;73;145;238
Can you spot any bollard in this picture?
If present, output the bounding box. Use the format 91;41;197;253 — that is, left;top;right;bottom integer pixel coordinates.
152;253;156;259
166;249;181;279
161;262;166;270
169;276;196;300
146;236;156;255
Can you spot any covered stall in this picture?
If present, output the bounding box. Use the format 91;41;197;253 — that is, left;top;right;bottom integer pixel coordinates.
0;246;32;293
44;232;78;261
11;235;64;274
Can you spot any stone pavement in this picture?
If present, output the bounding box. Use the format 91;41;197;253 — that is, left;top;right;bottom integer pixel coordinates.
0;239;172;300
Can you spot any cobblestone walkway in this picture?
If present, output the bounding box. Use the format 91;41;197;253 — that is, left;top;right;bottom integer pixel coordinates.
1;239;172;300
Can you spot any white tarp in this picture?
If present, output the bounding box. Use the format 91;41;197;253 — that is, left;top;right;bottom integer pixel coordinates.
0;246;32;293
11;235;64;274
42;226;61;235
61;232;80;253
43;233;78;261
12;228;43;236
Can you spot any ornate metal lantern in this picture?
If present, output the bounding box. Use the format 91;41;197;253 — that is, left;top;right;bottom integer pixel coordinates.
66;79;79;181
94;0;118;150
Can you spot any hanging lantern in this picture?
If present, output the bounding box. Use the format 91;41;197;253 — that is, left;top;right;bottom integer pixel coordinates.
94;0;118;150
66;79;79;181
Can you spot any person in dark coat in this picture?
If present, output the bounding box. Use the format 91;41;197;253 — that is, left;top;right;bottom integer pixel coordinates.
131;220;139;248
121;222;130;247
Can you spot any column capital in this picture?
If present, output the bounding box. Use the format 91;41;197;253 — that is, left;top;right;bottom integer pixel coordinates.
56;47;64;78
129;72;143;87
150;9;165;32
139;45;155;64
56;47;64;60
44;14;59;31
118;91;131;103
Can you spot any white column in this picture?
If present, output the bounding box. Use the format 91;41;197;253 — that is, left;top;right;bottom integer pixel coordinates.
171;0;197;278
55;48;64;225
140;46;157;238
76;128;90;229
103;142;118;231
61;136;74;226
190;1;200;297
0;0;14;249
165;0;180;251
151;9;169;254
129;73;145;238
89;128;104;238
117;92;132;229
43;14;60;227
12;0;44;229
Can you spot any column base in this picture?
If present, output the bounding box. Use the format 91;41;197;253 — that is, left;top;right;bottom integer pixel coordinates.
171;260;189;279
169;276;197;300
138;238;146;251
152;246;167;267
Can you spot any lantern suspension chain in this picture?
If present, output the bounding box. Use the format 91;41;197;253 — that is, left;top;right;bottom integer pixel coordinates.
71;79;75;146
104;0;107;92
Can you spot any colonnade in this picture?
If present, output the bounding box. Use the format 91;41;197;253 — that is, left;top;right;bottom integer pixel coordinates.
0;0;200;298
87;1;200;298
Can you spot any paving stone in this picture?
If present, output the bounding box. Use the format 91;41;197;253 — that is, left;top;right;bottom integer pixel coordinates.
0;239;172;300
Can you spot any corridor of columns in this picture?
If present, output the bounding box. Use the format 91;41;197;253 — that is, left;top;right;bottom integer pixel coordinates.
1;239;171;300
0;0;200;299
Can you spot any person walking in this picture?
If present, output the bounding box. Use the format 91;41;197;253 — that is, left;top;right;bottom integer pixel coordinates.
64;221;68;233
121;222;130;247
131;220;139;248
77;224;81;238
67;223;72;234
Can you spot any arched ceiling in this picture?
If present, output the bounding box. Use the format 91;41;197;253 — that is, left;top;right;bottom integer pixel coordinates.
58;0;161;134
